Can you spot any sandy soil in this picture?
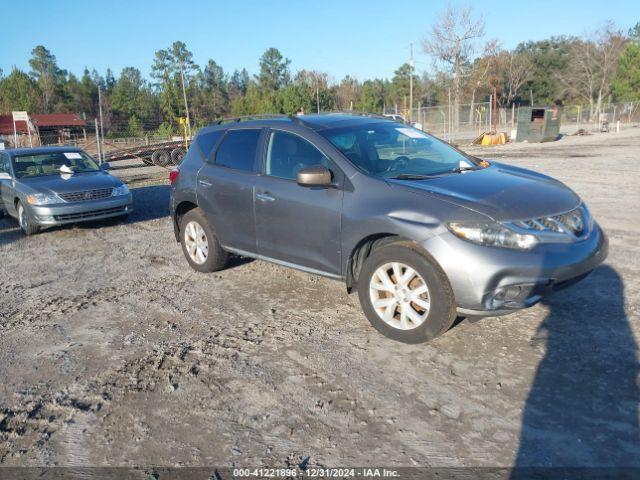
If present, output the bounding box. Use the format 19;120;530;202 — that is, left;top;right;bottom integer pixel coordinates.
0;128;639;468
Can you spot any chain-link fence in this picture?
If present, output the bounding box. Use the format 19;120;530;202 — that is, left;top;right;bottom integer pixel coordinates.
406;100;640;144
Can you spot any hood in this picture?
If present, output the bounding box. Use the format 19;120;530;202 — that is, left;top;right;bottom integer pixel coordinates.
19;171;121;194
386;162;580;221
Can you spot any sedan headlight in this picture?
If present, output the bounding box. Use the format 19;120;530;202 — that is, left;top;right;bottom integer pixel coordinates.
448;221;538;250
26;193;60;205
111;184;130;196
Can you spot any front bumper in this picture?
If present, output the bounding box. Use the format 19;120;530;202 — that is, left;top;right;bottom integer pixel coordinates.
29;194;133;226
422;223;609;317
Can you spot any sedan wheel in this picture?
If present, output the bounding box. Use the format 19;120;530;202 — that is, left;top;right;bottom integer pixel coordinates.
184;220;209;265
16;201;39;235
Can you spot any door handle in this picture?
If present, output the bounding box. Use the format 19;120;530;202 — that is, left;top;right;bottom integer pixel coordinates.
198;179;212;187
256;192;276;202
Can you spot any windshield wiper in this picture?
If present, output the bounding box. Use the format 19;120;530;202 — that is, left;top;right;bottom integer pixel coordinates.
389;173;437;180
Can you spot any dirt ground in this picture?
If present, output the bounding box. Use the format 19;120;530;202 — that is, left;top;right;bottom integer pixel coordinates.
1;128;639;469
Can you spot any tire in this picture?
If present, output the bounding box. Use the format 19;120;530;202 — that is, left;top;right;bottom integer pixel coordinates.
16;201;40;236
179;207;229;273
170;148;186;165
151;149;171;167
357;241;456;344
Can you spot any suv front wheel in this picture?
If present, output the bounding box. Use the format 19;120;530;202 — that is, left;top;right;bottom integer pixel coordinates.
357;242;456;344
179;208;229;273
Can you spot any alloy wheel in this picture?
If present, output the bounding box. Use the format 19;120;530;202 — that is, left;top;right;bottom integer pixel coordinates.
184;220;209;265
369;262;431;330
18;205;27;232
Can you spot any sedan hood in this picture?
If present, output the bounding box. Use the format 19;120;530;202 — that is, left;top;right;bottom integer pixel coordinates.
19;171;120;194
387;162;581;221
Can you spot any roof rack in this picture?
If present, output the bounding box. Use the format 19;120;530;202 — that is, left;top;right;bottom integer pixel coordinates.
213;114;292;125
210;110;394;127
312;110;396;121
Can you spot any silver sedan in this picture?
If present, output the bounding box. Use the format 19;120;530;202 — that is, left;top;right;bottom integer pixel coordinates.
0;146;133;235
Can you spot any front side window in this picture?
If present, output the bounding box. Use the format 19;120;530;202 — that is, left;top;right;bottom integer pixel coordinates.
265;131;330;181
320;122;479;178
11;151;100;179
215;129;261;172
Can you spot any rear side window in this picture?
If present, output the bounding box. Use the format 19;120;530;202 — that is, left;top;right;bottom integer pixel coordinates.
215;129;261;172
194;130;223;160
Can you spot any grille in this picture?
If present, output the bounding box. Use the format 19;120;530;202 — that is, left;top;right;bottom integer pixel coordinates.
53;206;126;221
59;188;113;202
513;207;586;237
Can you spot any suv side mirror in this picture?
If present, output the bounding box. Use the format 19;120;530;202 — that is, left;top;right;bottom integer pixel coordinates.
100;162;111;171
297;165;332;187
0;172;11;180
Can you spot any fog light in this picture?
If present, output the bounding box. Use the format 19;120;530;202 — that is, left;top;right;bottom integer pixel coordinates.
495;285;523;301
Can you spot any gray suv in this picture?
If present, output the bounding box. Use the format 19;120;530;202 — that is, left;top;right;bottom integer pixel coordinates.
170;114;607;343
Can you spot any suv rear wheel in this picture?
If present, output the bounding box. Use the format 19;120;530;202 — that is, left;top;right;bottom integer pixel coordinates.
357;242;456;343
179;208;229;272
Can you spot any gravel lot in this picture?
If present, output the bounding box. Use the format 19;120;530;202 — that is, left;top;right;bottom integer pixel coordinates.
1;128;639;468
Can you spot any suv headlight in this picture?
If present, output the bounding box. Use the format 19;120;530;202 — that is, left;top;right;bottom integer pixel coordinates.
26;193;60;205
111;184;130;196
448;221;538;250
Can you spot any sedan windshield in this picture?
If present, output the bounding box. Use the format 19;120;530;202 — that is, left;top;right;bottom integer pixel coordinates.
320;122;478;178
11;151;100;179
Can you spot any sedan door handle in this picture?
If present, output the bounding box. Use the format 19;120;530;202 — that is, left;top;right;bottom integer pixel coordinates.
198;179;212;187
256;193;276;202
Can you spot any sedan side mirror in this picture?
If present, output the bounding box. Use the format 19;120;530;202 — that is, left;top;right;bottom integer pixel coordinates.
0;172;11;180
297;165;332;187
100;162;111;171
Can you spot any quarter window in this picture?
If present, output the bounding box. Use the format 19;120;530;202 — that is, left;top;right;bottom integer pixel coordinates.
215;129;261;172
0;154;9;174
194;130;223;161
265;131;330;181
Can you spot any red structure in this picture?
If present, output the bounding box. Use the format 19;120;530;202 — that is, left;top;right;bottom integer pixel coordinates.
0;113;86;146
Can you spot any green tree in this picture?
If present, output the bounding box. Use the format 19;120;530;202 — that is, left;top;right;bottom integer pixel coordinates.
0;68;42;113
201;59;229;118
229;68;250;98
257;48;290;92
515;36;575;104
612;42;640;101
358;79;386;113
629;21;640;41
28;45;66;112
151;41;199;124
110;67;158;131
281;83;314;114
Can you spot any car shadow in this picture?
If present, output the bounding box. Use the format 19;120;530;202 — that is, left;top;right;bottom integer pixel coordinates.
0;184;170;245
512;265;639;473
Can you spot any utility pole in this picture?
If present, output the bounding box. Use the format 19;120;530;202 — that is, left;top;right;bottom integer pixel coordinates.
409;43;414;122
179;60;192;139
98;86;105;162
95;118;102;165
316;82;320;114
493;87;498;132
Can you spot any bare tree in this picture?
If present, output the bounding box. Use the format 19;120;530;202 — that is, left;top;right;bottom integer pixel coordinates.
556;23;627;120
466;39;500;123
422;5;485;127
501;50;532;106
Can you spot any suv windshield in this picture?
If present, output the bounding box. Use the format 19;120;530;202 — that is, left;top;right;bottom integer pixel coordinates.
320;122;477;178
11;151;100;179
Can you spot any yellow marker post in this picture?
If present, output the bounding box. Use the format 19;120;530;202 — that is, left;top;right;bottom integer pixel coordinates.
178;117;188;149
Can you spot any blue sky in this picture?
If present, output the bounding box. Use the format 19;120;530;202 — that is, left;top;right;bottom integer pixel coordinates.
1;0;638;82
